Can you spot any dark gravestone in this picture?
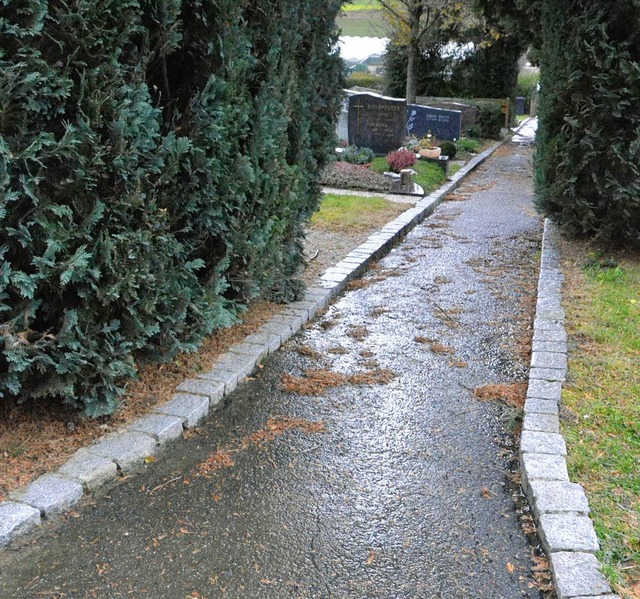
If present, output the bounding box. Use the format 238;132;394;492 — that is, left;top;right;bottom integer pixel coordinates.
416;98;478;132
348;93;407;154
406;104;462;141
516;96;526;115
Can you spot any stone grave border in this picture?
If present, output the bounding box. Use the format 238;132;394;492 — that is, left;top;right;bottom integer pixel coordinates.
5;120;616;599
520;220;619;599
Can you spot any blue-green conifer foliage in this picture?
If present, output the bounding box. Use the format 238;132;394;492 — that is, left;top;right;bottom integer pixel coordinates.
535;0;640;245
0;1;344;415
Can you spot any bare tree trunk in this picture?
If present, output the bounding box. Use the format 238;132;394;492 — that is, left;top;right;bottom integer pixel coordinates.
406;41;417;104
405;3;423;104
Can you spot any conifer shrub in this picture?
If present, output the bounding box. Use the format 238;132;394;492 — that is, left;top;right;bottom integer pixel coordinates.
0;1;344;415
536;0;640;246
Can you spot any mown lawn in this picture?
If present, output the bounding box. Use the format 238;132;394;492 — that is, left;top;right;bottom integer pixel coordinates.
561;248;640;598
310;193;409;233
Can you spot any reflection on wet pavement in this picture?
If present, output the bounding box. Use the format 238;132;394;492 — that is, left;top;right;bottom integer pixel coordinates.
1;124;553;599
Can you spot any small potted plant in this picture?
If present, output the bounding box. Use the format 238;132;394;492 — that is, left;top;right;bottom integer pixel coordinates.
419;133;441;159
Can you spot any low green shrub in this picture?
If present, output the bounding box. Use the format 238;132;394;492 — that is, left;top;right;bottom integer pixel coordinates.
456;138;481;153
438;141;457;159
342;145;376;165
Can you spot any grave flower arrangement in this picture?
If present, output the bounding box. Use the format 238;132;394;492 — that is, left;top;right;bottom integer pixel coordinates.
386;148;417;173
419;133;439;150
418;133;441;158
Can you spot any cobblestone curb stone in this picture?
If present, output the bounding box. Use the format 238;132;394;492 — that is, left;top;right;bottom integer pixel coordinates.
0;126;519;551
521;220;619;599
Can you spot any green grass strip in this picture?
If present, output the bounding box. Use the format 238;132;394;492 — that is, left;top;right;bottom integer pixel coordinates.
310;193;407;233
562;257;640;595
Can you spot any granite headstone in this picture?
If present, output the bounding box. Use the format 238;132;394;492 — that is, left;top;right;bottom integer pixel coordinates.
416;98;478;132
406;104;462;141
348;93;407;154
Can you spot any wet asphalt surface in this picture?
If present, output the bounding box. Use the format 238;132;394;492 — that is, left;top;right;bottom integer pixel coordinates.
0;123;547;599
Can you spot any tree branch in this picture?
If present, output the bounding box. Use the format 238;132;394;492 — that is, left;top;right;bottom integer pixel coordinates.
378;0;411;28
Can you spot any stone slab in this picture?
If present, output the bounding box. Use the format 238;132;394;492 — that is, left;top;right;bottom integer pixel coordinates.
521;430;567;455
527;379;563;401
128;413;184;444
213;351;258;380
318;277;345;292
58;449;119;492
533;328;568;343
278;308;308;327
10;474;83;517
523;412;560;433
532;341;568;354
154;394;210;429
88;432;158;472
259;320;294;343
320;270;350;284
529;367;566;382
522;452;569;484
536;300;566;320
534;318;566;333
274;312;304;333
304;287;333;309
540;514;599;552
525;398;560;415
531;351;568;371
243;332;281;354
550;552;611;598
530;480;590;515
197;367;239;394
228;341;269;363
0;502;41;548
176;378;225;405
286;300;320;321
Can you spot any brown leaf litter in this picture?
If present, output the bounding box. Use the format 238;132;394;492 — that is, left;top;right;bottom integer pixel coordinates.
295;344;323;361
347;325;369;341
197;416;326;478
473;383;528;409
429;342;455;355
281;368;395;396
347;268;402;291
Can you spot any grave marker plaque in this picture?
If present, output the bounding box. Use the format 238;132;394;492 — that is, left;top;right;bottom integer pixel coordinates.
406;104;462;141
348;93;407;154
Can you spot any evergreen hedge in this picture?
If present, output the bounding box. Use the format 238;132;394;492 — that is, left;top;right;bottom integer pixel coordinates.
536;0;640;246
0;1;344;415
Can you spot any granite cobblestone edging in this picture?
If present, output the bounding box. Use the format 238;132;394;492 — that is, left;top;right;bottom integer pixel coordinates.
0;131;513;550
521;220;619;599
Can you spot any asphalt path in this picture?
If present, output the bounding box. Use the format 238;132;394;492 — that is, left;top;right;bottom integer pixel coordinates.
0;122;549;599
